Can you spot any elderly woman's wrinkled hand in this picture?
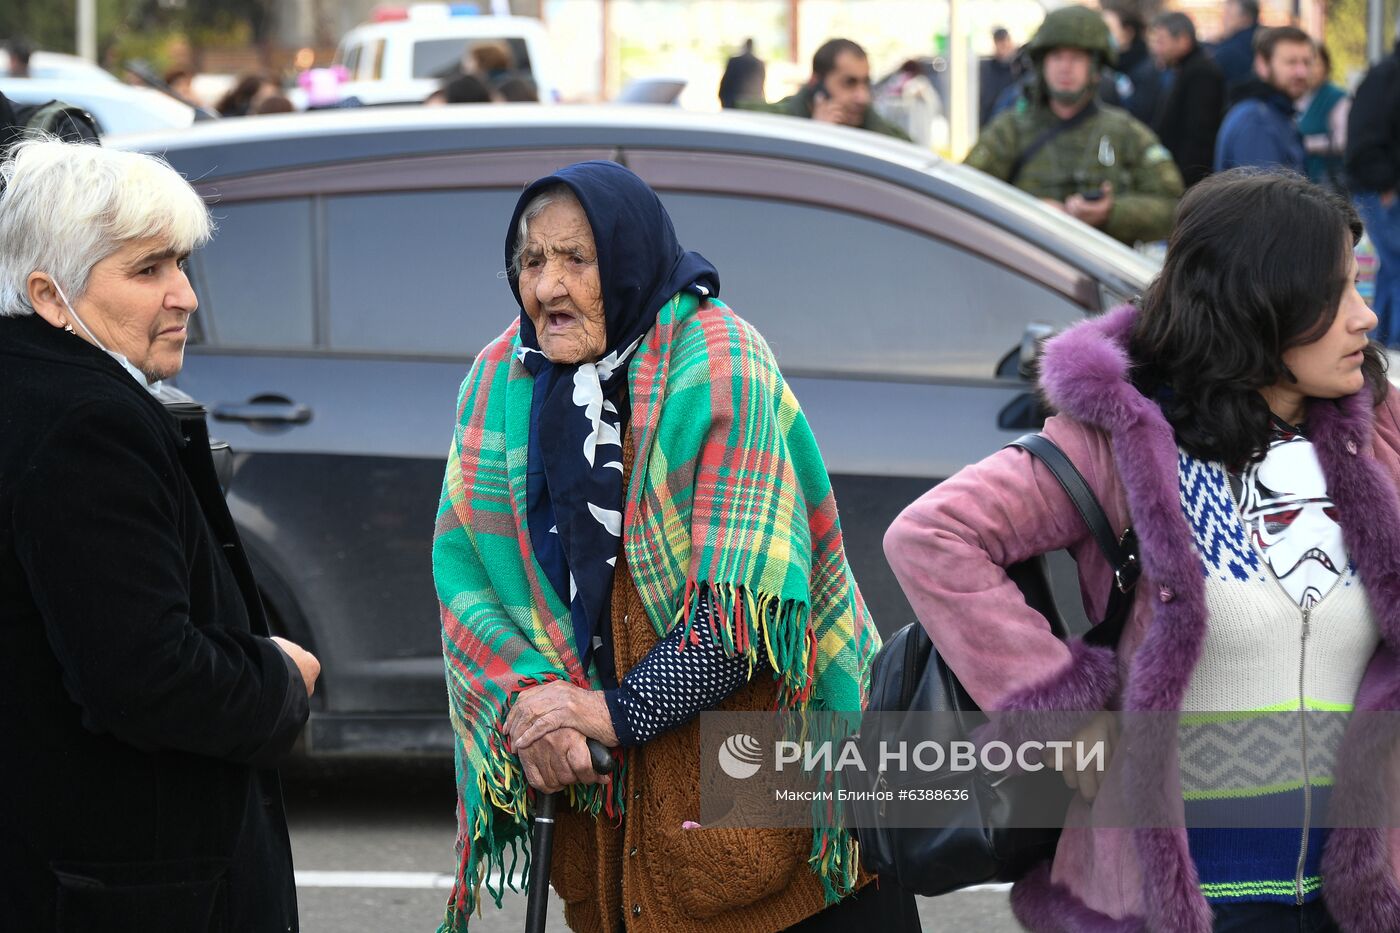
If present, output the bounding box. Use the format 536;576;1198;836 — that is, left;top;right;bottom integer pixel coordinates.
517;726;606;793
505;679;618;751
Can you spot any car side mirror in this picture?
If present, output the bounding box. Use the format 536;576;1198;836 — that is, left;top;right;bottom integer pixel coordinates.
996;323;1060;430
1016;322;1058;381
995;322;1059;381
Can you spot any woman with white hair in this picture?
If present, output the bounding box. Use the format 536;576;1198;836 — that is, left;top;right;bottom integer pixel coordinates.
0;139;320;931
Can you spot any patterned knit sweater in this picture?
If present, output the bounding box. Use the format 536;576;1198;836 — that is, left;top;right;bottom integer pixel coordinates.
1176;425;1380;905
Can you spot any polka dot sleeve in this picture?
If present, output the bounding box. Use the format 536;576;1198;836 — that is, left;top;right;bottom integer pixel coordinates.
603;592;753;747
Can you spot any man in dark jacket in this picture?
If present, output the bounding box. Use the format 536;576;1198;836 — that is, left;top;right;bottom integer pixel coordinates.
742;38;910;140
1101;0;1162;124
1210;0;1261;90
0;139;317;931
1148;11;1225;187
1347;33;1400;345
1214;26;1312;173
718;38;766;109
979;27;1020;127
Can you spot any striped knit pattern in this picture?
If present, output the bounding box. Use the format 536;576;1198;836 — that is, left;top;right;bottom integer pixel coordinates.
1176;446;1379;905
432;292;878;930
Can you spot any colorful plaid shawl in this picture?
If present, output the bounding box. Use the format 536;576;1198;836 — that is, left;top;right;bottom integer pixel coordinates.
433;291;878;931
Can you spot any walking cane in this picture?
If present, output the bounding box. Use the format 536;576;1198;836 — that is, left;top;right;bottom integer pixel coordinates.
525;737;616;933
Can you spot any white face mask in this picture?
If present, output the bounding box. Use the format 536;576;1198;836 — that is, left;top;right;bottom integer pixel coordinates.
51;279;164;396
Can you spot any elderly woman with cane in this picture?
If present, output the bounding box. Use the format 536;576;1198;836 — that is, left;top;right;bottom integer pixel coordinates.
433;161;915;932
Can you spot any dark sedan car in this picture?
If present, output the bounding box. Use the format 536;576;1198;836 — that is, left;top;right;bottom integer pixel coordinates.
115;106;1156;755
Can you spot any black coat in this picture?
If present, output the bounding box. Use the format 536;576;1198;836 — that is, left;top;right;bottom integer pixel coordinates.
1346;41;1400;194
1210;24;1258;90
0;91;19;150
717;52;765;109
0;314;307;931
979;56;1017;127
1119;56;1163;125
1151;44;1226;188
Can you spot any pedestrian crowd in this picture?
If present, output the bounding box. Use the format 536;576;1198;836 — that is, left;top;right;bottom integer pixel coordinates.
10;6;1400;933
959;0;1400;348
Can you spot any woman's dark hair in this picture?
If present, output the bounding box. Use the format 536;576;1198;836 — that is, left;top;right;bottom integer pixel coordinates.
444;74;492;104
1102;0;1144;37
495;77;539;102
216;74;267;117
1128;168;1385;468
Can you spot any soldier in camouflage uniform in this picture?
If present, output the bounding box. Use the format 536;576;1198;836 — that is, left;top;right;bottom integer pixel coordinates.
966;5;1183;245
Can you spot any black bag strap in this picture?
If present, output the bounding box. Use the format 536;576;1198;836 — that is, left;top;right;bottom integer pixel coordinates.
1007;101;1098;186
1007;433;1139;648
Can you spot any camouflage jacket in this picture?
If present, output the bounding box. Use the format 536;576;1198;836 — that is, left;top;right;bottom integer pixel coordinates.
741;89;912;141
966;99;1183;244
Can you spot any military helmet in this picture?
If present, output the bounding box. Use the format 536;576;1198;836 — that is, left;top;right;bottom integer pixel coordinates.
1026;5;1118;68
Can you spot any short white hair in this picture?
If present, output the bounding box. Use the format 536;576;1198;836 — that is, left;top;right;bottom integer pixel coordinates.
509;183;581;278
0;138;212;317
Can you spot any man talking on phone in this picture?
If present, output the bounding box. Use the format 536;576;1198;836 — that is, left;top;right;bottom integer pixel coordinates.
744;38;910;140
966;6;1182;245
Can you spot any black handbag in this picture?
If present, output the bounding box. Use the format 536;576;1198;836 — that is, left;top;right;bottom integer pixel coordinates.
848;433;1140;896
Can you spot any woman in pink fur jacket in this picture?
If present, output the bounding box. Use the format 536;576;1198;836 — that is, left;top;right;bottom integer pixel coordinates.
885;168;1400;933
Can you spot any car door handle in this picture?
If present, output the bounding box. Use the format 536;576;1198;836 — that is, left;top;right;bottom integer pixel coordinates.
211;395;313;426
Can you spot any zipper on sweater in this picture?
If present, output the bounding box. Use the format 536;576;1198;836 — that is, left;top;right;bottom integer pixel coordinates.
1295;608;1312;906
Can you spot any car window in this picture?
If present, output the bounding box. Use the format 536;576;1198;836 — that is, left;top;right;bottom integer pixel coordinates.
368;39;386;81
412;37;531;79
344;44;362;77
656;192;1085;380
194;199;316;349
324;188;522;355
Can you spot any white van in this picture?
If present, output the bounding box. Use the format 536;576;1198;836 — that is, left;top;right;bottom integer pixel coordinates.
327;6;552;106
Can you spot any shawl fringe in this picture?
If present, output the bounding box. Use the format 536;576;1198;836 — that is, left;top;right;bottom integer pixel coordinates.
438;677;630;930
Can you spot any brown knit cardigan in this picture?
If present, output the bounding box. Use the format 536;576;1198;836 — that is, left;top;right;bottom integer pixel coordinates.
550;438;871;933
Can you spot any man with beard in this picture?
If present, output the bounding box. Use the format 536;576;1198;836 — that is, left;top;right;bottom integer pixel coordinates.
966;5;1182;245
743;38;909;140
1214;26;1313;173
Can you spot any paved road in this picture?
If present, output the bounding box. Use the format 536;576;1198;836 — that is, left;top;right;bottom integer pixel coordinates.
284;760;1021;933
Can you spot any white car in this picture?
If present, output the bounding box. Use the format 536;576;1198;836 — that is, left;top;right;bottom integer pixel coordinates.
0;79;196;135
0;49;116;82
305;6;552;107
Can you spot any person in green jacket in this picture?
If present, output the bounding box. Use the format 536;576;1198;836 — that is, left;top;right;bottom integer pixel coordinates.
1299;42;1349;190
742;38;911;141
966;5;1183;245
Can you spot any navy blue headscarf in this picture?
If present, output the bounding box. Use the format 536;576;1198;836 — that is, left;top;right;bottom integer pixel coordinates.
505;161;719;678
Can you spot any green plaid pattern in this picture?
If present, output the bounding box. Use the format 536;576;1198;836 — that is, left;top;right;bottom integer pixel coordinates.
433;293;878;930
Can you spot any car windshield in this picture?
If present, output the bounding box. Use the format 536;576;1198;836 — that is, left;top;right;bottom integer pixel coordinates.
411;37;531;79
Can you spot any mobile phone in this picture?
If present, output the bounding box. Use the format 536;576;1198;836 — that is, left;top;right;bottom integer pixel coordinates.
1080;189;1105;202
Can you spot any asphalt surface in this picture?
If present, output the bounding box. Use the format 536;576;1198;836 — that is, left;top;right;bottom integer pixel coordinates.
283;759;1022;933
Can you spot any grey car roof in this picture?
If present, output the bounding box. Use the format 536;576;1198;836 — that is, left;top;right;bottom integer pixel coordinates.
112;105;1159;294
